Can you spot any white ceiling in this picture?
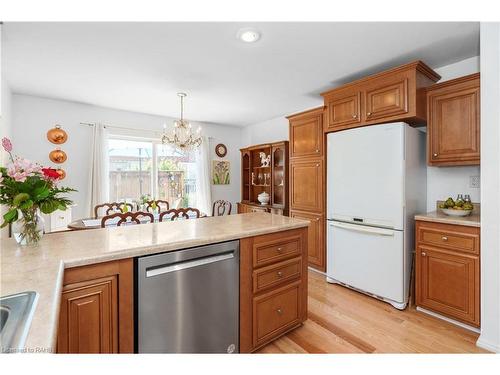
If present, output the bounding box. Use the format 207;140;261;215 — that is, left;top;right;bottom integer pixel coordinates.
3;22;479;127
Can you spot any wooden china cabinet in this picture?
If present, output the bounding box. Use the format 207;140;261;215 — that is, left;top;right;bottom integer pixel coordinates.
237;141;289;216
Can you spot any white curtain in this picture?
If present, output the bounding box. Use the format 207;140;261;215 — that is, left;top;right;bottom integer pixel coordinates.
195;136;212;216
87;123;109;216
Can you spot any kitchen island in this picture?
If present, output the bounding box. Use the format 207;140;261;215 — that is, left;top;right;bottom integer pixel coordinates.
0;212;309;353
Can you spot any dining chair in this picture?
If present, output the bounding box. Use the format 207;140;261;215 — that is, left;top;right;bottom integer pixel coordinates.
212;200;232;216
94;202;134;218
145;200;170;213
100;211;154;228
158;208;201;221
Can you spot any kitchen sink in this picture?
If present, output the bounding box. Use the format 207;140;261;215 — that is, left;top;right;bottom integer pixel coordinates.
0;291;39;353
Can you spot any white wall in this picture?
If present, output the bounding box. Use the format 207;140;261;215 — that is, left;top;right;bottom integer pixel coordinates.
11;94;242;220
426;56;481;210
477;22;500;353
241;116;289;147
0;25;13;240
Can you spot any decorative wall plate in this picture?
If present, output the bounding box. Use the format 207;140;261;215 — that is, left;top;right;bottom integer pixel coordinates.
49;148;67;163
56;168;66;180
47;125;68;144
215;143;227;157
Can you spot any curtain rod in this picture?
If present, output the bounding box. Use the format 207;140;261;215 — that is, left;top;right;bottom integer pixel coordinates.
80;122;214;139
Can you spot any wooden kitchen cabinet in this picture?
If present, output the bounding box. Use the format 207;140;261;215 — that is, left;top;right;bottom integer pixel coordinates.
287;107;326;271
240;228;308;352
427;73;480;166
321;60;440;132
57;259;134;353
290;159;324;213
415;221;480;327
290;210;325;271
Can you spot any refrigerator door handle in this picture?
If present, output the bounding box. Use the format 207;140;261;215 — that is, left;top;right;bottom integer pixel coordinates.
329;221;395;236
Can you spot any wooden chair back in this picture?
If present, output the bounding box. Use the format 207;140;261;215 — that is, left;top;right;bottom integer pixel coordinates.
145;200;170;213
212;200;232;216
158;207;201;222
100;211;154;228
94;202;134;218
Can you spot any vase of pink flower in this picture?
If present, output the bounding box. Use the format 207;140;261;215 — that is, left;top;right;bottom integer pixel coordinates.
1;137;76;245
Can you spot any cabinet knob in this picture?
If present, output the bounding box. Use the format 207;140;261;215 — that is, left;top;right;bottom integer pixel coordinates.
315;149;319;153
316;217;320;221
442;236;448;241
277;247;283;253
367;112;372;116
352;114;357;119
276;308;283;315
316;164;320;167
433;153;438;157
277;271;283;278
421;252;427;257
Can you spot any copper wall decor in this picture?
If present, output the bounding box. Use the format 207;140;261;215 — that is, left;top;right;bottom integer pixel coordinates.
49;148;67;163
47;125;68;144
56;168;66;180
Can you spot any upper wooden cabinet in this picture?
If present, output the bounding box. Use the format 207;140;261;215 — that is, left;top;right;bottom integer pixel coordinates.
321;61;440;132
57;259;134;353
287;107;324;158
427;73;480;166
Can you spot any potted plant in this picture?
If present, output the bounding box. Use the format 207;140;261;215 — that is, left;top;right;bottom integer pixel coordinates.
0;137;76;245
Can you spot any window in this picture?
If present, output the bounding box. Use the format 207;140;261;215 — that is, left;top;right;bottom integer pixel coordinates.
108;137;198;208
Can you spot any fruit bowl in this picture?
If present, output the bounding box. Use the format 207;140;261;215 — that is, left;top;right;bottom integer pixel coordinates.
441;208;473;217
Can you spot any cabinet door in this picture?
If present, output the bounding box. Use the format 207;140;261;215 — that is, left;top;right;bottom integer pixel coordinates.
290;210;325;271
364;77;409;122
325;91;361;131
416;246;479;326
58;276;118;353
289;114;323;158
428;84;480;166
290;159;323;213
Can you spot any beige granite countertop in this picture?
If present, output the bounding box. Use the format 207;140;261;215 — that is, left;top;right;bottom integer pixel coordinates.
0;212;309;353
414;210;480;227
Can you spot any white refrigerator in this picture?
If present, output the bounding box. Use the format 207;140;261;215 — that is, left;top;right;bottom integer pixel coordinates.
326;122;426;309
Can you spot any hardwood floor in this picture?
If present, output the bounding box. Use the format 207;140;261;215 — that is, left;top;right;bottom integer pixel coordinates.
257;270;488;353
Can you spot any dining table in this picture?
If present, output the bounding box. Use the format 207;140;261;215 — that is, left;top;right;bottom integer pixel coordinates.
67;212;208;230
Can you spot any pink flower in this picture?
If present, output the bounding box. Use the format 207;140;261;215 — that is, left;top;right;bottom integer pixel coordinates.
6;157;42;182
2;137;12;152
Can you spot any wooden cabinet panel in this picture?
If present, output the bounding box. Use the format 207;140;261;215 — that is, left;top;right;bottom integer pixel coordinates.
290;159;324;213
253;281;302;348
416;245;479;326
364;77;409;121
58;276;117;353
289;108;323;158
253;257;302;293
427;73;480;166
290;210;325;271
57;259;134;353
325;92;361;131
417;221;479;255
253;232;302;268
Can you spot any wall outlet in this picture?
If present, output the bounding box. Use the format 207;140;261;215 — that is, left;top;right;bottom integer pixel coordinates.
470;176;480;188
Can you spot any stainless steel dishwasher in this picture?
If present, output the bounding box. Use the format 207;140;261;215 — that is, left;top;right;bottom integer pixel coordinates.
137;240;239;353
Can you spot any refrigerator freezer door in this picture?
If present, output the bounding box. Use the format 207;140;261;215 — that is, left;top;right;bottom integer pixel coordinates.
327;221;405;304
327;123;405;230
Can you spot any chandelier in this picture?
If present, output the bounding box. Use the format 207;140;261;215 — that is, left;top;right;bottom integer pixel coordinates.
161;92;202;150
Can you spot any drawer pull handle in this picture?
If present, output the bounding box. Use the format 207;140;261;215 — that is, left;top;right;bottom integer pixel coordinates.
442;236;448;241
59;216;65;220
421;252;427;257
277;308;283;315
277;271;283;278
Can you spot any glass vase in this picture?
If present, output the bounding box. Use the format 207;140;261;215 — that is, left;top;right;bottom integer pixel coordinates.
12;207;45;246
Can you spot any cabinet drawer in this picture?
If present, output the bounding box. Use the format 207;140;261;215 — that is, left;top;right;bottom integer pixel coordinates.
253;257;302;293
253;281;301;347
253;234;302;268
417;221;479;255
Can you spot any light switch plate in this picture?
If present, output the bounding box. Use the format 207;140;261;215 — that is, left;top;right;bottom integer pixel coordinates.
470;176;480;188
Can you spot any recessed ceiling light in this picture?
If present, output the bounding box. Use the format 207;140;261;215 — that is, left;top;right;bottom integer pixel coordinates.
236;28;261;43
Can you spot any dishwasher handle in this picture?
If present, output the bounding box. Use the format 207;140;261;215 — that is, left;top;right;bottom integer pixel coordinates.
146;252;235;278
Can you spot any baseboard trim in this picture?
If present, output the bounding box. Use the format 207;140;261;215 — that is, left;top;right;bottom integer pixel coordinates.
308;266;325;275
476;337;500;353
416;306;480;333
